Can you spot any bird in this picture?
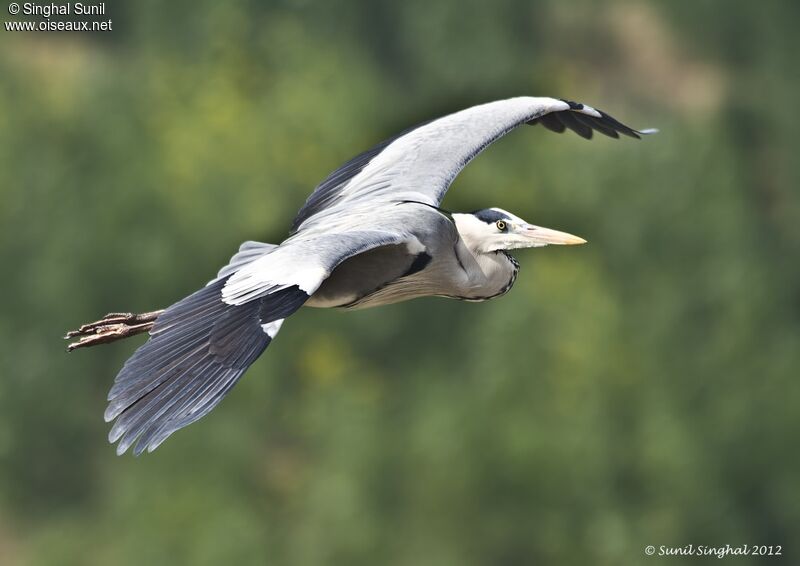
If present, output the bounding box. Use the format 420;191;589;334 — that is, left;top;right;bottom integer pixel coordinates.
66;96;654;455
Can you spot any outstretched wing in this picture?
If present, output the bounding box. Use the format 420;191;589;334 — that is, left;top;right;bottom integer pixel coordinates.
291;97;654;233
105;277;305;455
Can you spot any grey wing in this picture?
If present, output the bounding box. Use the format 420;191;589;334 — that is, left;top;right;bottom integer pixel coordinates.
291;96;654;232
221;226;421;306
289;120;432;233
105;277;305;455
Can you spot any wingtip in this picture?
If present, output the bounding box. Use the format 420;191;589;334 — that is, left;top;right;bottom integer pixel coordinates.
639;128;659;135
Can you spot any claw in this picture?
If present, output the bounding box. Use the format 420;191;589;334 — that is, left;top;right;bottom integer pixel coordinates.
65;310;164;351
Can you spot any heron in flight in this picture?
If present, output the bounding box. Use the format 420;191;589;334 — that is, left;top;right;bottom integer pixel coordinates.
67;96;654;455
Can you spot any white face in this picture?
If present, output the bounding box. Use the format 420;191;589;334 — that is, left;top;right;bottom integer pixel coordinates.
453;207;586;254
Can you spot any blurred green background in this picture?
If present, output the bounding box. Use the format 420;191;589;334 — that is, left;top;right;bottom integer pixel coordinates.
1;1;799;564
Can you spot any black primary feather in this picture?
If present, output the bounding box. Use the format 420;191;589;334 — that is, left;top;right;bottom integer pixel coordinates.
556;110;594;139
527;100;649;139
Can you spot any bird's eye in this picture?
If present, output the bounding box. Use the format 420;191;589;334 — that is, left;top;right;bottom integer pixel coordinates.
496;220;507;231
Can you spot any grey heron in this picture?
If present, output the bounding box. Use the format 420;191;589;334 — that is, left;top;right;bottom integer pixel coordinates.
67;96;654;455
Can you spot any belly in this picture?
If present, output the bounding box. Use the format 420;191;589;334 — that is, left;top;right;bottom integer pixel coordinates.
306;243;423;309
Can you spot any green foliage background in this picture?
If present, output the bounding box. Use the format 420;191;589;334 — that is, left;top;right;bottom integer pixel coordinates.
1;1;798;564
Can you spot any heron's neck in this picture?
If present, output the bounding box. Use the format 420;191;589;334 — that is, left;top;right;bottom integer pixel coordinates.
456;244;519;300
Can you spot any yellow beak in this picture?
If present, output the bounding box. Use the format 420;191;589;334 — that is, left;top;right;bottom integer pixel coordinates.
523;224;587;246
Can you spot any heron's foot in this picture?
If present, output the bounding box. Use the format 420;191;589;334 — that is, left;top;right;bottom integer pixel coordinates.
65;310;164;351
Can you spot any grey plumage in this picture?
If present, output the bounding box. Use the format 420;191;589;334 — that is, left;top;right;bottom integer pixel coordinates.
99;96;653;454
106;278;306;455
214;241;278;281
290;120;433;233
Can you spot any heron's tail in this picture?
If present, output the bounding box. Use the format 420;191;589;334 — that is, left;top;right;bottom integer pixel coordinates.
101;276;307;455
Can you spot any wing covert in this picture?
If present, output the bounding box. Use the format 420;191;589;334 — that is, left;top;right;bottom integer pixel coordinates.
221;229;415;306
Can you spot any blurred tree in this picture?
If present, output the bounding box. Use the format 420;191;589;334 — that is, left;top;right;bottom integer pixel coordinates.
0;0;798;564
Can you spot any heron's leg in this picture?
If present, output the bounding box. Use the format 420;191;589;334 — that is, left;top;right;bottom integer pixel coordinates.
65;310;164;351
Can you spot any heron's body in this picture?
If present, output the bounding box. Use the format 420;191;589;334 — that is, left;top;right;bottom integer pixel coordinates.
307;209;518;309
73;96;654;454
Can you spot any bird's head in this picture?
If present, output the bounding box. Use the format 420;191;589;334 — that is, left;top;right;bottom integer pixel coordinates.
453;208;586;254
